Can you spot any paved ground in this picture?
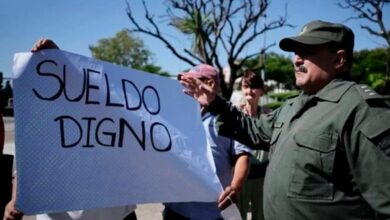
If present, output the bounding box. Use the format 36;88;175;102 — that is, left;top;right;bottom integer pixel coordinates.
3;117;16;155
3;117;164;220
22;204;164;220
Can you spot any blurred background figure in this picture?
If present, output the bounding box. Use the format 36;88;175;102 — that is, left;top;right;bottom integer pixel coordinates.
1;92;14;219
237;70;270;220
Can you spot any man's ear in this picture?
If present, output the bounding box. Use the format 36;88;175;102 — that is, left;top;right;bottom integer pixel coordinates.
334;50;347;70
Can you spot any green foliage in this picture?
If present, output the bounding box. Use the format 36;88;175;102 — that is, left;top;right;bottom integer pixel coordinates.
265;90;298;110
351;48;388;92
89;30;151;69
245;49;388;94
367;73;387;90
264;101;282;110
264;53;295;89
244;52;295;89
89;30;169;77
139;64;170;77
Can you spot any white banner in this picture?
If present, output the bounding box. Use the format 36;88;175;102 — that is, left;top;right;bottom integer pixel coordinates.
12;50;222;215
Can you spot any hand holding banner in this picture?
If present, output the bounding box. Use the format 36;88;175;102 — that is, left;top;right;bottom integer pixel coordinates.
13;50;222;215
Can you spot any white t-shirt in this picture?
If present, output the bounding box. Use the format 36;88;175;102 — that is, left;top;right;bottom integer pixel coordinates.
36;205;136;220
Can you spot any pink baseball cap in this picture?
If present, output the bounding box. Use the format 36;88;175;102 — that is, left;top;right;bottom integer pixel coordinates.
178;64;219;80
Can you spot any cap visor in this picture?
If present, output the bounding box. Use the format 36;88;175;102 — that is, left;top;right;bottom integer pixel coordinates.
177;70;204;80
279;36;331;52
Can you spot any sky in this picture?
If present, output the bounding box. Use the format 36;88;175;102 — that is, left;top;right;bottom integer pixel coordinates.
1;0;389;79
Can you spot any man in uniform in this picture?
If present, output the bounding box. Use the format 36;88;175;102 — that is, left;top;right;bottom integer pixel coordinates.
179;20;390;219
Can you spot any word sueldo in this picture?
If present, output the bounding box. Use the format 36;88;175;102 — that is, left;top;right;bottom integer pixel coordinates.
32;59;172;151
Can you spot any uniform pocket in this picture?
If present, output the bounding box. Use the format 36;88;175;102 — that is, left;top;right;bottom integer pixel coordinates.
268;122;283;158
288;130;338;200
360;113;390;157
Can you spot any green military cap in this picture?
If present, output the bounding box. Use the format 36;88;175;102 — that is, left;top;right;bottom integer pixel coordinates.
279;20;354;53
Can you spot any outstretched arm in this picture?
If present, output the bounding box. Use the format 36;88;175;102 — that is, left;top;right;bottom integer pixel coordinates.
180;75;274;149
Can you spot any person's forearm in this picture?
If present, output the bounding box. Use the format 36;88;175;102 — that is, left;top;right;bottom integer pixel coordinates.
12;175;17;200
230;154;250;191
217;154;250;209
208;96;273;149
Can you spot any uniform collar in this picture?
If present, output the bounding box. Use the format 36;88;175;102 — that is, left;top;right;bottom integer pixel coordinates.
313;78;355;102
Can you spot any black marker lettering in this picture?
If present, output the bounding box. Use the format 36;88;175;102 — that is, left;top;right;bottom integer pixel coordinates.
119;118;146;150
55;115;82;148
82;117;96;147
122;79;142;111
142;85;160;115
150;122;171;152
63;65;86;102
85;68;100;105
96;117;116;147
33;60;63;101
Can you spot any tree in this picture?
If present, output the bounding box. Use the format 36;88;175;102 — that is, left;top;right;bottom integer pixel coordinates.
141;64;170;77
338;0;390;94
89;29;169;76
264;53;295;89
352;48;388;92
170;11;211;60
126;0;291;99
244;52;295;89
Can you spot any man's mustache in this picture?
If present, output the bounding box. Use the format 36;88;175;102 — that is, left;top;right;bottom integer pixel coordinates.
296;65;307;73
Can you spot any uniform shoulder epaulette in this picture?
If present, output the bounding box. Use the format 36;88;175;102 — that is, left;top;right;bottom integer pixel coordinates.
284;93;299;105
286;93;299;100
354;84;386;100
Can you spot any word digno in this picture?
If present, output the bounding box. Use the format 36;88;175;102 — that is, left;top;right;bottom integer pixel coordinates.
33;59;172;152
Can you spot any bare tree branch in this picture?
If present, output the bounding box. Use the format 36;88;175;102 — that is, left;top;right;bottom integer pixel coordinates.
338;0;389;46
126;0;196;66
184;48;205;63
338;0;390;94
126;0;291;98
237;42;276;68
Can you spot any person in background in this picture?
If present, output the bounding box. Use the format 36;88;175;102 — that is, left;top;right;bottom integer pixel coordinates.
179;20;390;219
4;38;137;220
163;64;251;220
237;70;270;220
0;106;10;219
0;112;4;153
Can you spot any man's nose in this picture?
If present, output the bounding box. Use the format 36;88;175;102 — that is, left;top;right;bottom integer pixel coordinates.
293;54;303;66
